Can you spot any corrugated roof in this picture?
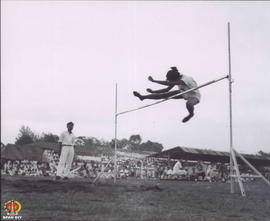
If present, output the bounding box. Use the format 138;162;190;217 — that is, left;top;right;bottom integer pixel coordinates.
180;147;229;156
149;146;270;166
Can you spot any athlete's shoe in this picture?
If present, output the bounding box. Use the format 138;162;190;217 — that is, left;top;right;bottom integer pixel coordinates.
133;91;144;101
182;114;194;123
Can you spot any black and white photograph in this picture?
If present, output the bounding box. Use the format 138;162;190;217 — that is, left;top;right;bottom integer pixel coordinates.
1;1;270;221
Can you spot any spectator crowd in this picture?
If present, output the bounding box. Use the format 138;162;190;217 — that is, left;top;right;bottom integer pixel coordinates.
1;150;269;183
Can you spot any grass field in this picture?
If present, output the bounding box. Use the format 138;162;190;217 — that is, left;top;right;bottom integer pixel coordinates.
1;175;270;221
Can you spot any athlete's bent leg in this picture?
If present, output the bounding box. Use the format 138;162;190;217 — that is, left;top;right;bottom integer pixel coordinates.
133;90;181;101
182;98;200;123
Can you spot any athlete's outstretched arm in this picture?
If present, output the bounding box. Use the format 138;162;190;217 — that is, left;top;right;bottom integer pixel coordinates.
148;76;170;86
146;85;174;93
148;76;187;87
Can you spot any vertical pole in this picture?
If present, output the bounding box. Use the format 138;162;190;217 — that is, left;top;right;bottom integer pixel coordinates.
228;22;246;196
228;22;234;194
141;160;143;179
114;84;118;183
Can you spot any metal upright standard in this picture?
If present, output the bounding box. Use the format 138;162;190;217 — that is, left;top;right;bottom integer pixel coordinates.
227;22;270;196
227;22;246;196
228;22;235;195
114;84;118;183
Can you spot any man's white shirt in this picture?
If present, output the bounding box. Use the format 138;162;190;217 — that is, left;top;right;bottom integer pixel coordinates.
59;131;76;146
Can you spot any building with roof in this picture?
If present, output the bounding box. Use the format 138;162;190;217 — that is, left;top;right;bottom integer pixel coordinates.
150;146;270;167
1;142;114;163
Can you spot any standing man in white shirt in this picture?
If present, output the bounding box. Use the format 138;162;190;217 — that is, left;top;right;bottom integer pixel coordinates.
133;66;201;123
56;122;76;180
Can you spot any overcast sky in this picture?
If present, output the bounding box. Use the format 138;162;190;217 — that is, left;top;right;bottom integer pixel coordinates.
2;1;270;154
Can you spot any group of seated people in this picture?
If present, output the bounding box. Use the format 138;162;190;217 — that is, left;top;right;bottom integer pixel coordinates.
150;160;229;182
88;158;230;182
2;154;268;183
2;160;50;176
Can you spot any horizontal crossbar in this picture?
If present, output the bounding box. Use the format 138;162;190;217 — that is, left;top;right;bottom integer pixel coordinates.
117;75;229;116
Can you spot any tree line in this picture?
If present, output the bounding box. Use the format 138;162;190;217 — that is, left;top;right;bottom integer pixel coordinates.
12;125;270;155
14;125;164;153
